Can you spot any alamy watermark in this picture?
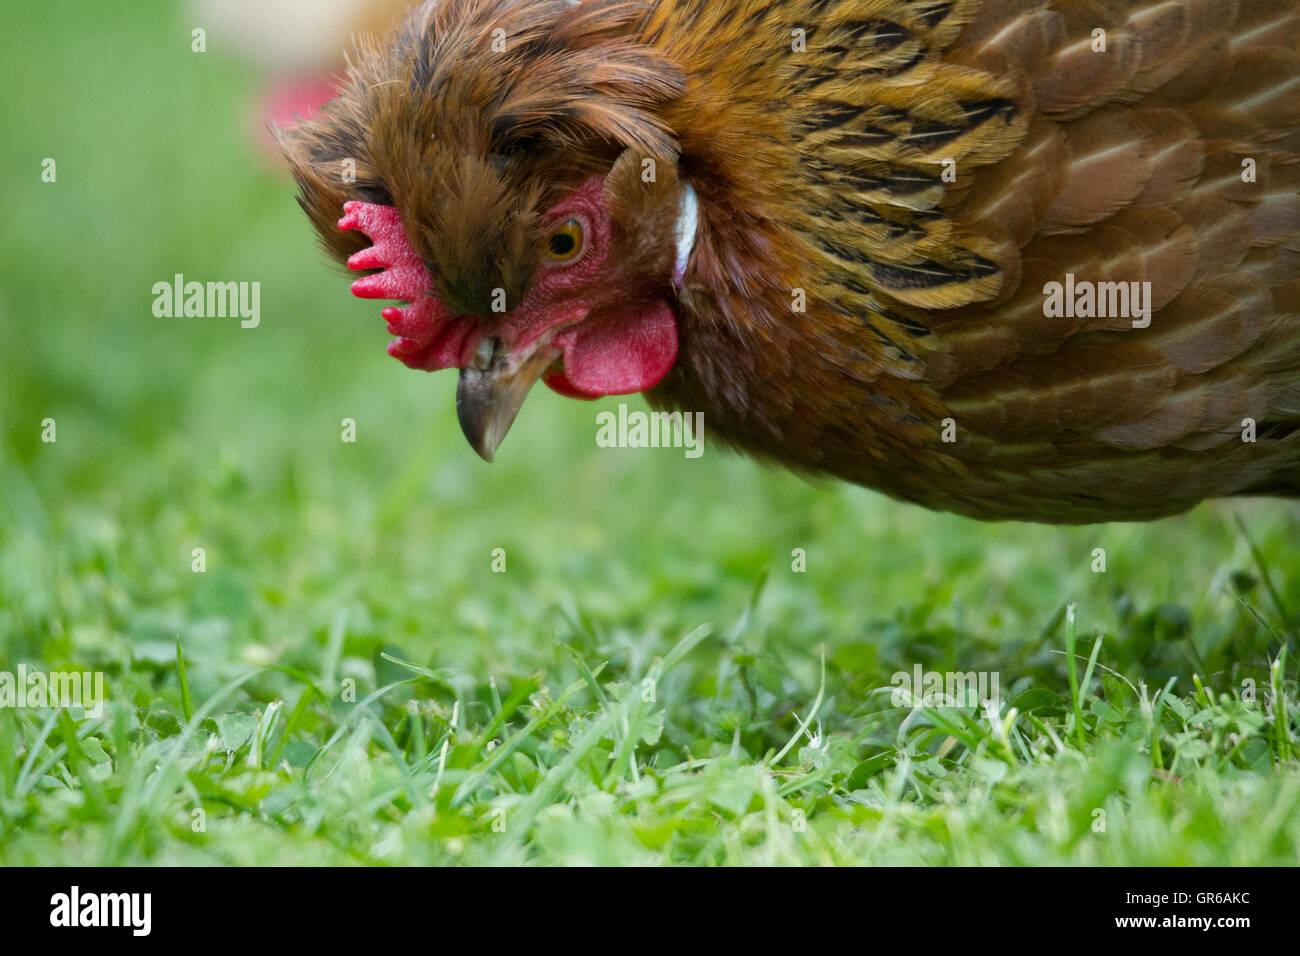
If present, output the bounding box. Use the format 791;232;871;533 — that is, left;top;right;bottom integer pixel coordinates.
890;664;1000;715
0;665;105;718
1042;274;1152;328
152;273;260;328
50;886;150;936
596;403;704;458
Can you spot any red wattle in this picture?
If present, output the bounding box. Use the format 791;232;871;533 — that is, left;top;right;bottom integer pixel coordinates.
545;302;678;398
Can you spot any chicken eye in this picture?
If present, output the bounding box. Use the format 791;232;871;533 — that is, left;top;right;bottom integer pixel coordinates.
544;219;585;263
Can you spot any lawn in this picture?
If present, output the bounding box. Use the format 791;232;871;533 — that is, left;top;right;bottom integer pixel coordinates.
1;1;1297;866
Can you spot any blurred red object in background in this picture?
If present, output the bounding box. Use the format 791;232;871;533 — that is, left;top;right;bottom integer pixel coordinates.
191;0;414;160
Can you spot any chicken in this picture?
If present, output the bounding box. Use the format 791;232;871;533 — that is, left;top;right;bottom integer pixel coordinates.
280;0;1300;523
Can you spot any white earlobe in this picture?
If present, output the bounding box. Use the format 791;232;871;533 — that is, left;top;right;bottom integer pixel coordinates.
673;182;698;287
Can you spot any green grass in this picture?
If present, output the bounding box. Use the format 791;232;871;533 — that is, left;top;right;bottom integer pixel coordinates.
1;1;1298;865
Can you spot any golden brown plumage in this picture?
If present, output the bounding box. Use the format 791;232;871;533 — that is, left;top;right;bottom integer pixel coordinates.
281;0;1300;522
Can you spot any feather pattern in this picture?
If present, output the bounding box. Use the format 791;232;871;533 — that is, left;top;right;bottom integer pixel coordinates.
639;0;1300;520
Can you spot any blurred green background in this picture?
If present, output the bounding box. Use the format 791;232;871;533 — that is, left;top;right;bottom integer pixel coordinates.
1;0;1297;865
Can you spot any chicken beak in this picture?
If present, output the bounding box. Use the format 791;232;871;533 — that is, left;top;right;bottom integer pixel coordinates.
456;335;561;462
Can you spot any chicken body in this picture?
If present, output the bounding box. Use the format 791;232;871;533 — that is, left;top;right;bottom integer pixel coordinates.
284;0;1300;523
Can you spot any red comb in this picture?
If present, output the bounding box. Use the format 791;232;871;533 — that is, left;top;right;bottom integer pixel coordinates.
338;202;469;370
